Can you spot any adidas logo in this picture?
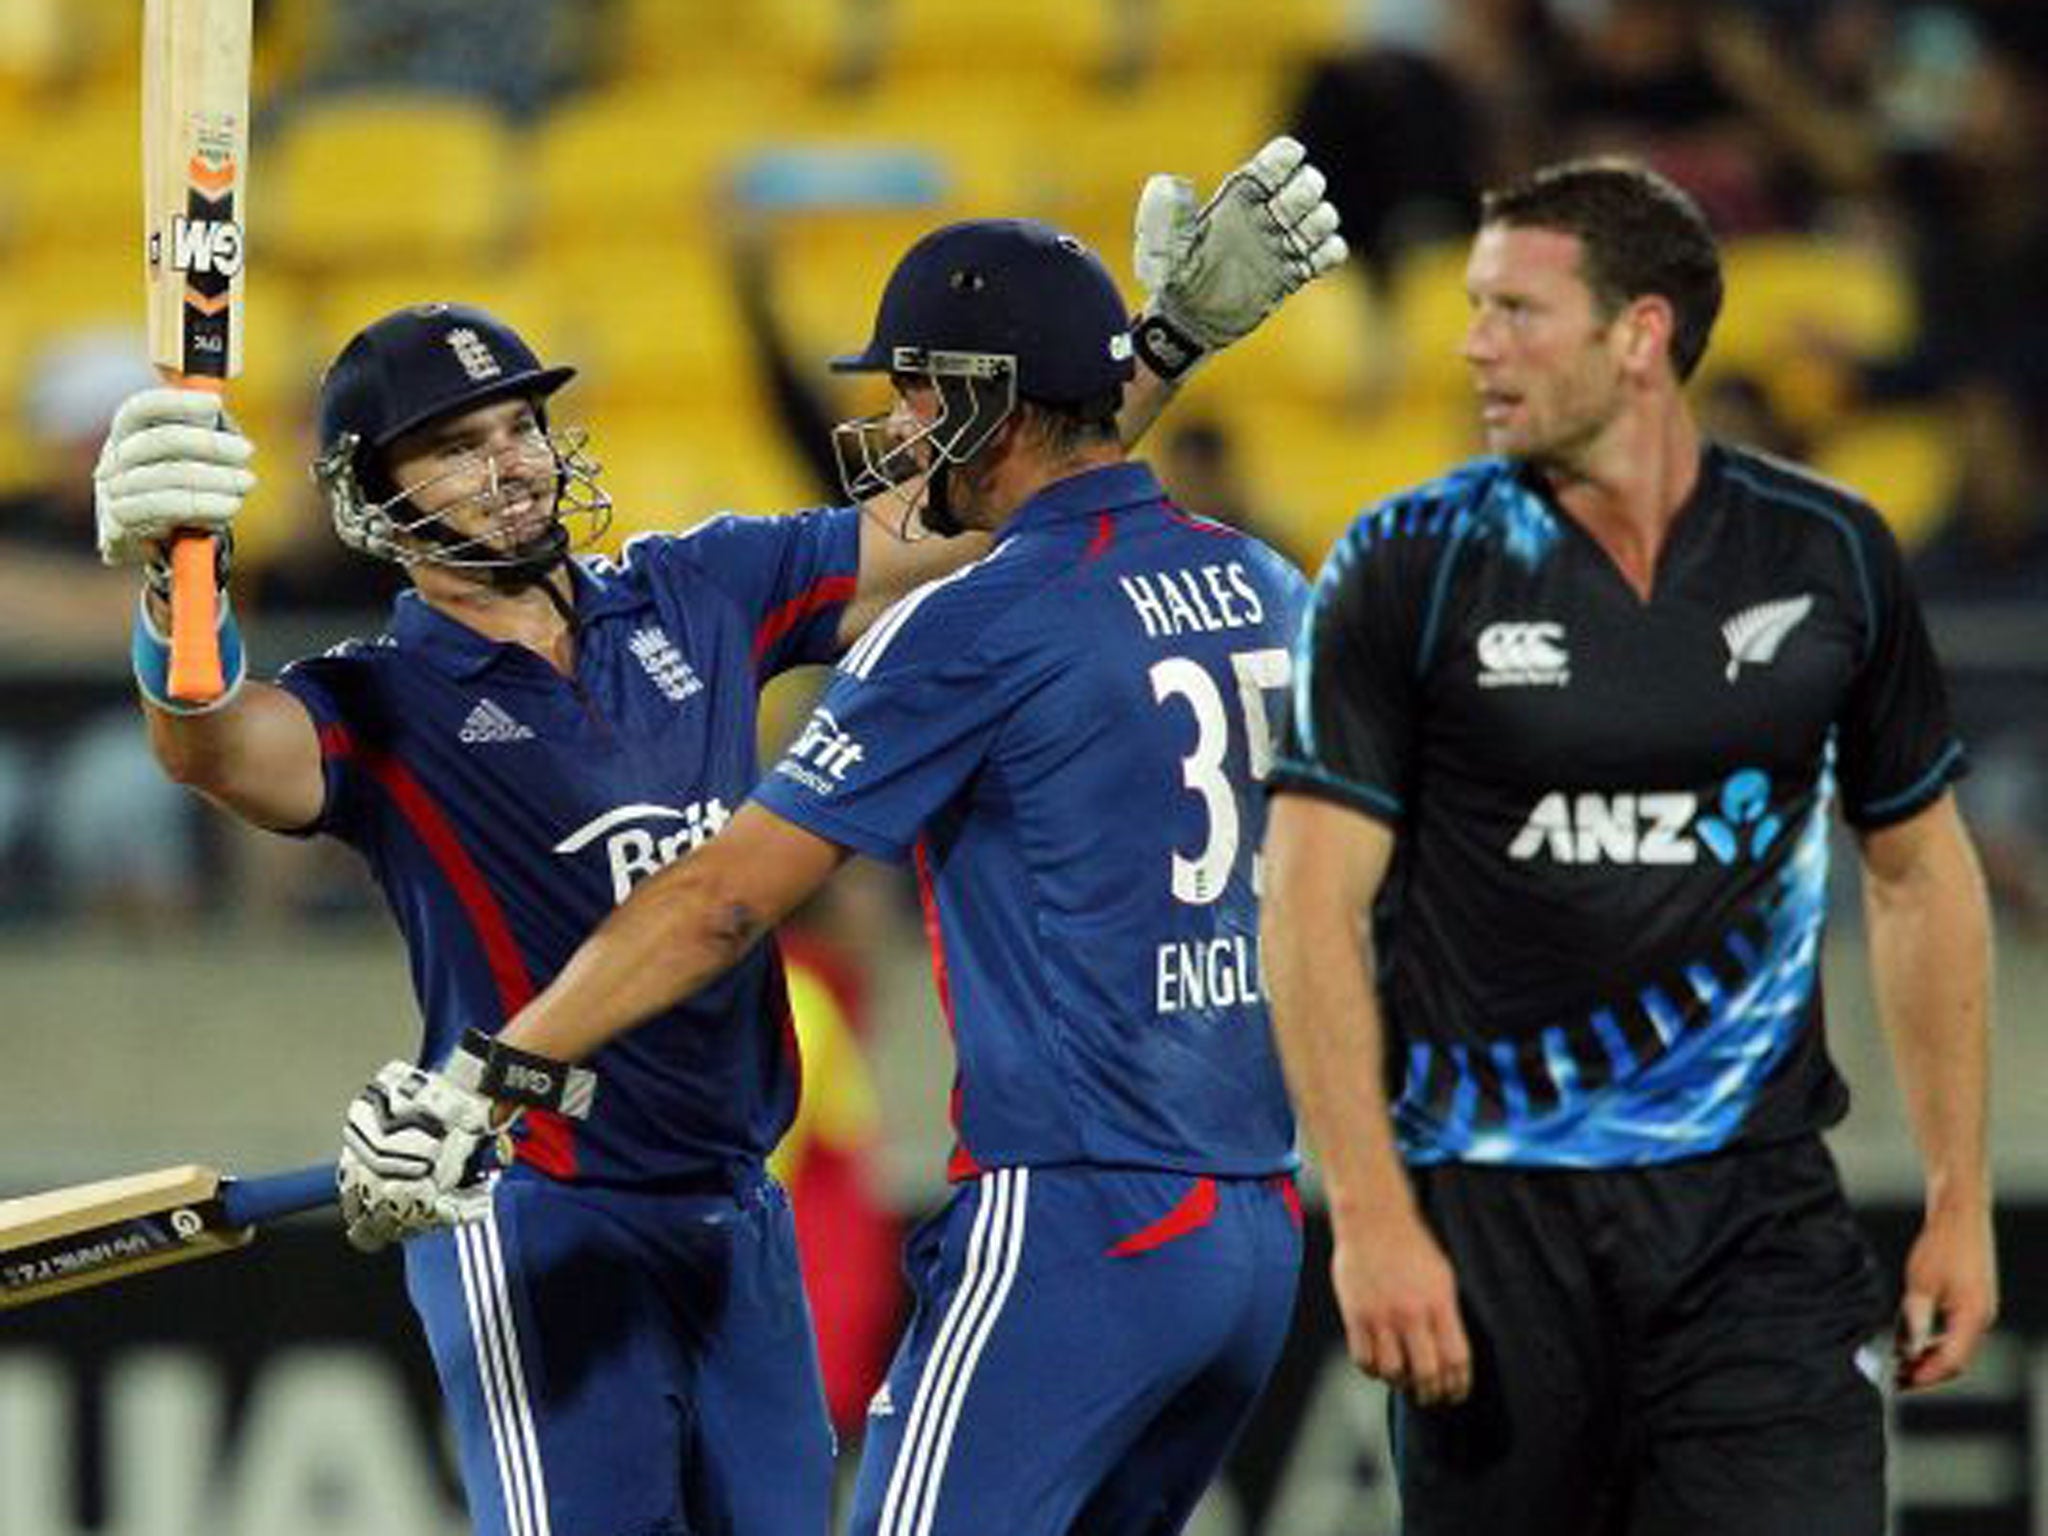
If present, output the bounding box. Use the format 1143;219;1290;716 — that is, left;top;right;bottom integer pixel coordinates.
868;1382;895;1418
459;698;535;744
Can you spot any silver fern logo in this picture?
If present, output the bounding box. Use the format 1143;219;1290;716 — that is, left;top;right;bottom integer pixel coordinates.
1722;595;1814;681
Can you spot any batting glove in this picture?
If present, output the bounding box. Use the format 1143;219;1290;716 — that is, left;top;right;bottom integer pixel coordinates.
338;1058;499;1253
93;387;253;569
337;1031;598;1253
1130;135;1349;381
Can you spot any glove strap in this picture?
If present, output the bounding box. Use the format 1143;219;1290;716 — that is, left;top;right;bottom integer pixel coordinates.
132;590;247;715
1129;311;1208;383
450;1029;597;1119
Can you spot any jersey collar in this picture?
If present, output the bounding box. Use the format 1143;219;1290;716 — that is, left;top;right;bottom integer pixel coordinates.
389;558;650;680
999;461;1166;535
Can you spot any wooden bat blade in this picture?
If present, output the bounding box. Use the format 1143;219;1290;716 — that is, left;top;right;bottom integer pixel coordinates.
142;0;251;706
142;0;251;384
0;1163;334;1311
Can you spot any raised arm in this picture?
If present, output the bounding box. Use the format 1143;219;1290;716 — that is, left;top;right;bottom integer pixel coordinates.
96;389;327;831
1261;792;1472;1406
1858;792;1999;1389
837;135;1346;643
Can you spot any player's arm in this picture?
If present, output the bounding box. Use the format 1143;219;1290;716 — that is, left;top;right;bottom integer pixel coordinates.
335;802;848;1247
1261;793;1472;1407
835;135;1346;645
504;802;848;1061
1857;791;1999;1389
97;388;326;831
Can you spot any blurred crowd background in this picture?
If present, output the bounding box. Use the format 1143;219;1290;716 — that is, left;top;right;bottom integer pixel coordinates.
1;3;2045;1528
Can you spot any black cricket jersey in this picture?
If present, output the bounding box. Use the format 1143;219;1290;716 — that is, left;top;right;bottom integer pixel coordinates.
1271;443;1965;1168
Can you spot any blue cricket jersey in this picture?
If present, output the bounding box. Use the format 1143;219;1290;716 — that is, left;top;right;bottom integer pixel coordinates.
753;463;1307;1180
278;509;859;1189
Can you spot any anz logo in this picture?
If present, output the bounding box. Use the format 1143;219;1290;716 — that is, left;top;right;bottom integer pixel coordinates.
1508;769;1783;866
554;800;732;903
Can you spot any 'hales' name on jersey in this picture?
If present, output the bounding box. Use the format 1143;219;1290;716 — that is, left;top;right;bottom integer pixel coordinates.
1119;562;1267;638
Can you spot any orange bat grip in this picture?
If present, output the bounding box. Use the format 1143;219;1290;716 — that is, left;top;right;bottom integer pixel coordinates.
159;372;226;704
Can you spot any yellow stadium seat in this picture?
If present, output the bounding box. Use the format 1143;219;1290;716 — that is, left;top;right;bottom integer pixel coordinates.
2;96;140;250
1148;0;1349;75
1811;407;1958;550
264;91;517;274
306;266;565;367
531;76;809;257
874;0;1113;85
1712;235;1913;389
1384;238;1480;399
531;242;758;411
609;0;845;89
585;406;825;546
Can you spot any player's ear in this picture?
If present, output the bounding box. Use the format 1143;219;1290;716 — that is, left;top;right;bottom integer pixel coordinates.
1618;294;1676;380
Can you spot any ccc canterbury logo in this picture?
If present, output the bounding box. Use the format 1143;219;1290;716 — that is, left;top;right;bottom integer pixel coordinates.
1476;621;1569;689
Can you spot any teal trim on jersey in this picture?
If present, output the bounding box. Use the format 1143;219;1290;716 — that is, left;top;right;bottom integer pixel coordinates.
1859;739;1966;821
1414;507;1476;677
1720;458;1877;666
1268;757;1402;818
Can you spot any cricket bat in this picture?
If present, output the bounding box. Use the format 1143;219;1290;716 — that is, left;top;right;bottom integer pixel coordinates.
141;0;252;705
0;1162;333;1310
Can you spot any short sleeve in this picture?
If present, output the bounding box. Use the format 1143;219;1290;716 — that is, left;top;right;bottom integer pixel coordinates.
1833;510;1967;827
1268;509;1440;823
752;596;1021;862
636;506;860;678
274;651;382;844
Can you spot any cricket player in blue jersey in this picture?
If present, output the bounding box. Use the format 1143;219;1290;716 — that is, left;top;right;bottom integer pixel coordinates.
93;143;1343;1536
334;212;1336;1535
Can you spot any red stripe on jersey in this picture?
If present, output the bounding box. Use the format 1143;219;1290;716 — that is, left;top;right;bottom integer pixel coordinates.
1107;1176;1219;1256
915;835;982;1182
1272;1173;1303;1228
1083;512;1116;561
322;722;578;1180
753;573;858;671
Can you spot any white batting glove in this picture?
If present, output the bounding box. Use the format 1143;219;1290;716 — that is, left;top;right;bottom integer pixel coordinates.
1131;135;1349;381
338;1059;499;1253
93;387;253;567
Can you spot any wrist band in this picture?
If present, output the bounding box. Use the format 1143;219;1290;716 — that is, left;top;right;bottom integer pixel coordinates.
1129;311;1207;382
132;590;247;715
450;1029;598;1119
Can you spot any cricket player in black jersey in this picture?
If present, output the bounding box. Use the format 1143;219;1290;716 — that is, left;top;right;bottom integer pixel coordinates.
1261;158;1999;1535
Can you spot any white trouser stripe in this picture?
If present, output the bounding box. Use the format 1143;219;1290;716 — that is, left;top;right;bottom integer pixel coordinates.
876;1168;1028;1536
456;1221;529;1536
479;1209;553;1536
912;1167;1028;1536
456;1208;553;1536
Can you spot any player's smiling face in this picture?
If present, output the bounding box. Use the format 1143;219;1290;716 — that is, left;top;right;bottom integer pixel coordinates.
386;396;558;556
1461;223;1629;465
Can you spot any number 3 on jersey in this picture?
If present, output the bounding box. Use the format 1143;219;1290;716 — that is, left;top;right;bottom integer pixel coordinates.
1150;647;1291;904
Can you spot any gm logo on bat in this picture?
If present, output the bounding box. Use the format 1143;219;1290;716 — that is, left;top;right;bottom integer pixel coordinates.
151;216;244;278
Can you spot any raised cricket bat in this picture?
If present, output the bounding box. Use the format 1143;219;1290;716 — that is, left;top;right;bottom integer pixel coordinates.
0;1162;333;1310
142;0;252;705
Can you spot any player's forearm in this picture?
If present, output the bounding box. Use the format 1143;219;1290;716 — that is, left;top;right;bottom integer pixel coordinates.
1261;886;1417;1229
1863;823;1995;1216
499;843;773;1064
1116;362;1178;449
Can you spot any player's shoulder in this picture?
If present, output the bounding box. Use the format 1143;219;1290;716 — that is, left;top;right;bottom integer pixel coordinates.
1325;456;1545;578
835;536;1030;683
1712;442;1895;548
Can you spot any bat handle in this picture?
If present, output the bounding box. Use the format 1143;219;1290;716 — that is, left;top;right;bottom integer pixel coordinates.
221;1164;337;1227
166;533;224;702
157;370;228;705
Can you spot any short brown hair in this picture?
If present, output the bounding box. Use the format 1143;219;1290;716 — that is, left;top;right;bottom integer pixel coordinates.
1481;158;1723;381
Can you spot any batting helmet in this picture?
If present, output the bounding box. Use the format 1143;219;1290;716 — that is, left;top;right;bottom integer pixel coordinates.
832;219;1134;409
312;304;605;573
